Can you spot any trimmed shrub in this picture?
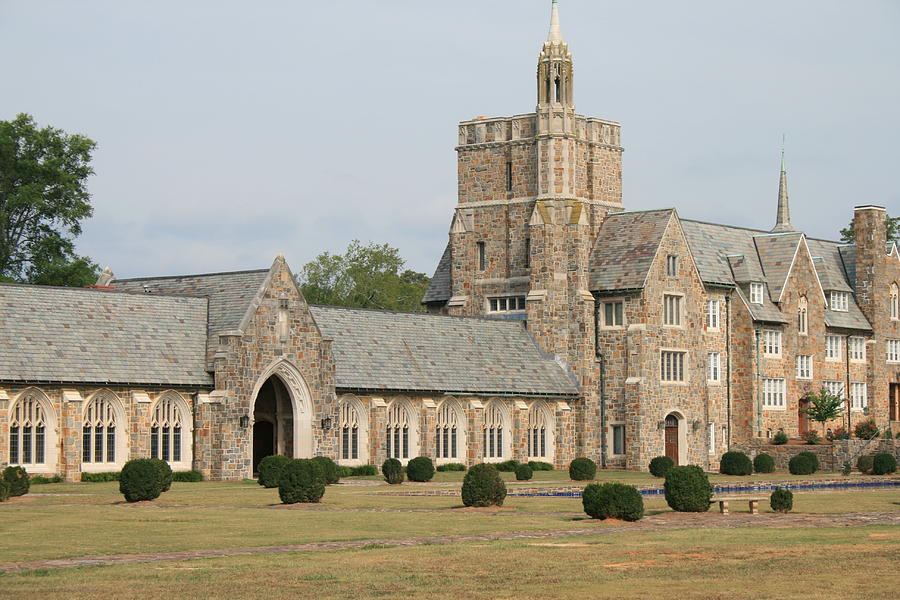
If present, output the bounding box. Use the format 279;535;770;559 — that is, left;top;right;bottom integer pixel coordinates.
854;418;879;440
3;466;30;497
382;458;404;485
31;474;63;485
856;454;874;474
257;455;292;488
150;458;173;492
798;451;819;472
528;461;554;471
312;456;341;485
494;460;520;472
172;470;203;482
461;463;507;507
753;453;776;474
648;456;675;478
582;482;644;521
352;464;378;476
119;459;164;502
788;453;817;475
664;465;712;512
81;471;120;482
436;463;467;472
719;451;753;476
406;456;436;482
514;464;533;481
803;430;821;445
278;459;326;504
770;487;793;513
568;457;597;481
772;430;789;445
872;452;897;475
830;427;850;441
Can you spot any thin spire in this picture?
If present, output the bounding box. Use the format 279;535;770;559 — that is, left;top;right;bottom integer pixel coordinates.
548;0;562;43
772;144;794;233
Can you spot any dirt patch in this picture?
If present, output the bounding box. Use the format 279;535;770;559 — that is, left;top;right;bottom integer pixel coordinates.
868;532;897;538
663;552;713;559
603;560;656;569
529;543;592;548
5;496;37;503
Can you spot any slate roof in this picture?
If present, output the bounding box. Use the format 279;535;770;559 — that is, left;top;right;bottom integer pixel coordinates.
308;305;579;397
589;209;673;291
0;283;212;386
422;243;452;304
754;232;804;300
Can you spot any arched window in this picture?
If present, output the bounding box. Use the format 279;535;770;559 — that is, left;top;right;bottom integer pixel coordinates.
150;394;190;465
483;402;507;460
527;402;554;460
386;400;417;461
339;396;368;463
9;392;47;466
798;296;808;335
83;392;121;466
435;399;463;461
891;283;899;321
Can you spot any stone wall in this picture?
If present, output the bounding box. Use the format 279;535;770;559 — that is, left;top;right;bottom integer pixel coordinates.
743;438;900;472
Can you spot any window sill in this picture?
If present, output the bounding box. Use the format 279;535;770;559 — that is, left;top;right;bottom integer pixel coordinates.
763;406;787;411
660;380;688;386
706;380;722;386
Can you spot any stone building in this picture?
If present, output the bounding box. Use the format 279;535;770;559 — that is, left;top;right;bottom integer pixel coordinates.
1;2;898;480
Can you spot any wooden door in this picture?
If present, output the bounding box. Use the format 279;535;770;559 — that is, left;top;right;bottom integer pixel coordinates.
798;399;809;437
890;384;899;421
664;415;679;465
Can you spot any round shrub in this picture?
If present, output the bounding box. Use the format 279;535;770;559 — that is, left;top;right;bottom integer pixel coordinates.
528;461;554;471
648;456;674;478
381;458;404;485
582;482;644;521
149;458;173;492
257;455;292;488
788;453;816;475
872;452;897;475
798;451;819;472
856;455;874;474
406;456;436;482
753;453;776;474
770;487;793;513
515;463;533;481
719;451;753;476
278;458;325;504
568;457;597;481
436;463;466;472
0;481;9;502
312;456;341;485
119;459;164;502
3;466;30;497
664;465;712;512
494;460;520;472
461;463;507;507
854;418;879;440
772;430;788;445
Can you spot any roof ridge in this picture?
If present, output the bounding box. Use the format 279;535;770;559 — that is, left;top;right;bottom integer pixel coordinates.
0;281;207;300
310;304;527;325
114;268;270;282
682;217;843;244
607;207;675;217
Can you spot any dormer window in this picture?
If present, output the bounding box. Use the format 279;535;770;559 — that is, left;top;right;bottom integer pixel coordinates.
666;255;678;277
829;291;848;312
749;283;764;305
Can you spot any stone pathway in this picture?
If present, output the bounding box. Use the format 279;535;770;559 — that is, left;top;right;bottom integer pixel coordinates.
1;511;896;574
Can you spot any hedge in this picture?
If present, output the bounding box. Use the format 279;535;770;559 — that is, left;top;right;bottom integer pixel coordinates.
514;463;533;481
664;465;712;512
648;456;674;478
382;458;404;485
788;453;817;475
30;474;64;485
119;459;165;502
582;482;644;521
753;453;775;474
719;451;753;476
494;460;520;472
278;458;326;504
172;470;203;482
527;461;554;471
406;456;436;482
568;457;597;481
81;471;120;482
436;463;467;472
3;466;30;497
257;455;293;488
337;464;379;477
311;456;341;485
872;453;897;475
461;463;507;507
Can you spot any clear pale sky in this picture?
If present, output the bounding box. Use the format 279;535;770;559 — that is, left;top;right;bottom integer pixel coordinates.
1;0;898;279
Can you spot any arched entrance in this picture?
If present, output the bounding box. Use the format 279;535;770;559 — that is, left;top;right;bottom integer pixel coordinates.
664;414;680;465
250;360;314;475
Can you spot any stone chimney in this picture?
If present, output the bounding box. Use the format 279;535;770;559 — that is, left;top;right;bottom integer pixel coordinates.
853;205;887;322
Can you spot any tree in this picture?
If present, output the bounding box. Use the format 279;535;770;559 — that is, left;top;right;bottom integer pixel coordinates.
840;213;899;245
802;388;845;436
0;113;99;286
297;240;431;312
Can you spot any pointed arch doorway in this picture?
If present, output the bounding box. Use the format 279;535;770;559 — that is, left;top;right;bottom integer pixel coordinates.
664;413;680;465
250;361;314;474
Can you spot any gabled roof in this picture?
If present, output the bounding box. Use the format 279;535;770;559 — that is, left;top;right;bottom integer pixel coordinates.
807;239;853;292
588;209;673;291
0;284;211;386
422;243;452;304
309;305;579;397
753;232;804;301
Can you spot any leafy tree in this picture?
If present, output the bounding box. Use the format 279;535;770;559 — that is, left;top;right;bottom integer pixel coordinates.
298;240;430;312
840;213;899;245
0;113;98;286
802;388;845;436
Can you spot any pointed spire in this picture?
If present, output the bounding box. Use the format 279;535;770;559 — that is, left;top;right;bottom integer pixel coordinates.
548;0;563;43
772;148;795;233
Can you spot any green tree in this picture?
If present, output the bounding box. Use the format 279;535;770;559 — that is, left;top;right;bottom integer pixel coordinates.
0;113;98;286
802;388;845;437
840;213;899;245
298;240;430;312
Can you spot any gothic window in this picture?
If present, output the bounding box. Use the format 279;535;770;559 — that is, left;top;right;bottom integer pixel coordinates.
386;400;416;460
483;402;507;460
83;393;120;465
527;402;554;460
9;392;47;466
435;400;461;460
150;394;188;464
891;283;899;320
798;296;808;335
340;398;361;461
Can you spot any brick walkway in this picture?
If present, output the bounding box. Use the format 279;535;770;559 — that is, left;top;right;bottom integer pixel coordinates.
1;511;896;574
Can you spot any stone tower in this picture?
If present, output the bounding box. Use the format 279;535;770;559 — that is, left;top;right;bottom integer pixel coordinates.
446;0;624;371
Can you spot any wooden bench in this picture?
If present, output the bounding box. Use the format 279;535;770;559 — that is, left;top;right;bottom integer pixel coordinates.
711;496;764;515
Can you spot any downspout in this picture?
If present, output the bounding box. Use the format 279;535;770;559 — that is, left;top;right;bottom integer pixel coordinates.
755;328;762;437
845;334;852;434
594;297;607;469
725;295;732;449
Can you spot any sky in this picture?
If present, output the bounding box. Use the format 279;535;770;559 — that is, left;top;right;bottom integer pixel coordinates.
1;0;898;279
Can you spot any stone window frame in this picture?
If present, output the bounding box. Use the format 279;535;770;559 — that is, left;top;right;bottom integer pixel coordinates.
707;352;721;383
795;355;813;380
476;241;486;272
487;295;526;314
663;293;683;327
762;378;786;410
823;380;845;399
887;339;900;363
385;398;419;464
526;400;555;462
829;291;849;312
891;283;899;321
666;254;678;277
762;329;782;357
434;397;466;465
660;348;688;384
149;391;193;472
601;299;625;328
707;422;716;455
609;422;626;456
81;390;128;473
749;282;765;305
338;394;369;466
848;336;866;362
706;299;720;331
7;387;58;474
482;400;511;463
850;382;868;412
825;334;842;362
798;296;809;336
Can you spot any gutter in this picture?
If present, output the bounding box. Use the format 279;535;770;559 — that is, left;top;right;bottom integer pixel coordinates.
725;294;732;449
755;328;762;437
594;297;607;469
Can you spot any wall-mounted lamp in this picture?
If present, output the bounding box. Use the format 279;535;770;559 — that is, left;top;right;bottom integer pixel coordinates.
656;421;665;431
321;416;333;430
239;415;250;428
692;420;703;432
